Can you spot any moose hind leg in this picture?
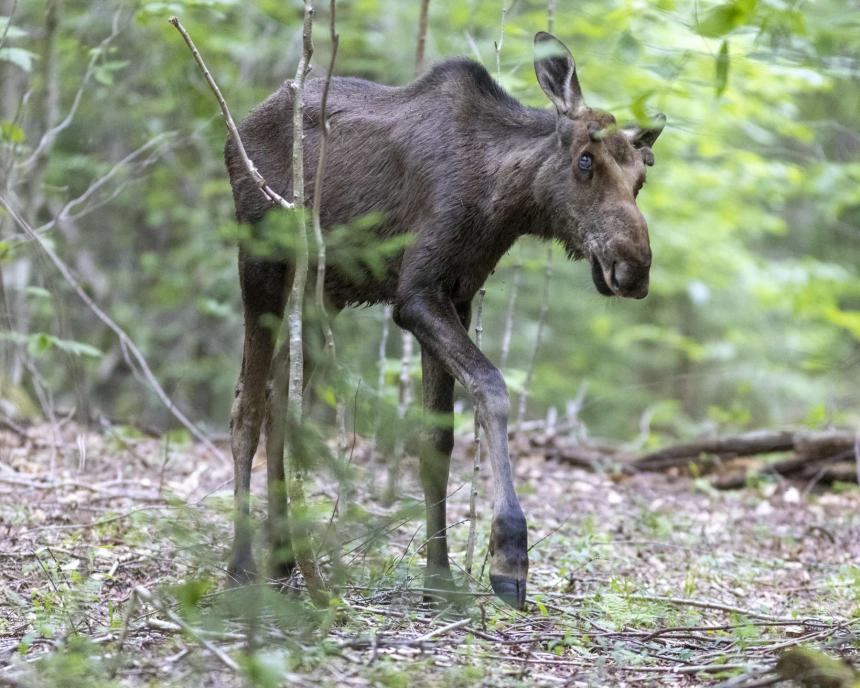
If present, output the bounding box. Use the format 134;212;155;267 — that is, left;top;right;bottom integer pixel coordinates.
419;347;457;599
228;259;288;585
265;327;321;580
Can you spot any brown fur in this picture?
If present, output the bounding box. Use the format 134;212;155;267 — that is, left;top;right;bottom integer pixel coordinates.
224;33;666;609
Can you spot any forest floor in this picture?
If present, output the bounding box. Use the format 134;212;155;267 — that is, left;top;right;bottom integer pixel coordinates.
1;422;859;687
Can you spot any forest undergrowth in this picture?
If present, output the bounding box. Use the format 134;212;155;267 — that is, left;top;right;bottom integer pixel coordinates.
1;422;859;687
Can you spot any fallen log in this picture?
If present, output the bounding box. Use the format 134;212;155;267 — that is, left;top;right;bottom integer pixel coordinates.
634;429;858;490
634;429;857;472
635;430;796;471
528;425;858;489
544;442;633;471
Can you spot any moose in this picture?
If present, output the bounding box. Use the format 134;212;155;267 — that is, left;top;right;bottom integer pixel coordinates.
225;32;665;609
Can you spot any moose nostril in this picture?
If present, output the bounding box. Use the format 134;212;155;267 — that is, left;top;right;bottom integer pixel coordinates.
609;262;620;292
613;260;649;295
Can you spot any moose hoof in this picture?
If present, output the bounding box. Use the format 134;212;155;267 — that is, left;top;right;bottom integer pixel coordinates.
269;560;296;583
226;550;258;588
423;568;459;606
489;509;529;610
490;574;527;610
268;537;296;582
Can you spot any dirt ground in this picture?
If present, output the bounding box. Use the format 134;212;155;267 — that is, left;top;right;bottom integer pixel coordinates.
1;423;859;687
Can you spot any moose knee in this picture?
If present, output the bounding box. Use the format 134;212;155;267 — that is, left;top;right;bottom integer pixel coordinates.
391;298;424;330
476;368;510;423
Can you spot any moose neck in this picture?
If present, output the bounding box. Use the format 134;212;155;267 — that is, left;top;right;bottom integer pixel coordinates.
487;109;581;255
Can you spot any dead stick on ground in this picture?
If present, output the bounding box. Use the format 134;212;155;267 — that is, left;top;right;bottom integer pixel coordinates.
415;617;471;642
108;592;138;678
635;428;857;473
636;430;796;469
133;586;239;671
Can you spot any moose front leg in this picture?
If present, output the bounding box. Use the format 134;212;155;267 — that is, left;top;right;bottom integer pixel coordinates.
395;294;528;610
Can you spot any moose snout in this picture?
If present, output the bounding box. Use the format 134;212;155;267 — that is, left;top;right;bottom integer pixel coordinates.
609;259;650;299
593;207;652;299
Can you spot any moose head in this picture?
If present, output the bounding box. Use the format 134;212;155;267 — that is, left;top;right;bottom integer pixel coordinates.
534;31;665;300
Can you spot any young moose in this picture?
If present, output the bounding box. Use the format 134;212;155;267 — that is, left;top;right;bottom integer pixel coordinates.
225;32;665;609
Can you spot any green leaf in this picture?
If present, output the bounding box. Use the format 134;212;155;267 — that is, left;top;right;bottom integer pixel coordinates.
3;331;104;359
23;286;51;299
52;338;102;358
715;40;730;96
0;46;38;72
94;60;129;86
695;0;757;38
616;30;640;63
0;17;27;41
629;91;655;126
0;120;25;143
824;306;860;340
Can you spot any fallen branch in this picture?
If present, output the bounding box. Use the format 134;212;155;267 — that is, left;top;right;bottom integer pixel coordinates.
635;430;796;471
632;428;858;489
133;586;239;671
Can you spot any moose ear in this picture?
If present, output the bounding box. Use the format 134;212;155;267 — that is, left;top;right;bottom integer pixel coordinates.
534;32;585;117
624;113;667;150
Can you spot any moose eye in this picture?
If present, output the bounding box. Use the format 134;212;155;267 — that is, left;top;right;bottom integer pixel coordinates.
578;153;593;172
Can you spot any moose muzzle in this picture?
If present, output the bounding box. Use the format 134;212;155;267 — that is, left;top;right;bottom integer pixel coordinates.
591;206;652;299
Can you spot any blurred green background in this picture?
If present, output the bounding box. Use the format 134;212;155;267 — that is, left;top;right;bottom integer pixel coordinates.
1;0;858;445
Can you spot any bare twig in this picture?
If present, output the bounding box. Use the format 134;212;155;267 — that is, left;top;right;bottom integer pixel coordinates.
10;133;176;243
0;413;28;439
386;328;413;502
311;0;346;456
551;591;800;623
464;286;486;574
511;1;558;435
107;590;138;678
516;245;552;431
415;617;471;641
168;17;294;211
19;10;123;172
415;0;431;75
494;0;519;81
0;0;19;53
368;303;392;487
499;245;522;369
547;0;556;34
133;587;239;671
283;0;328;607
0;197;224;462
172;8;327;604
